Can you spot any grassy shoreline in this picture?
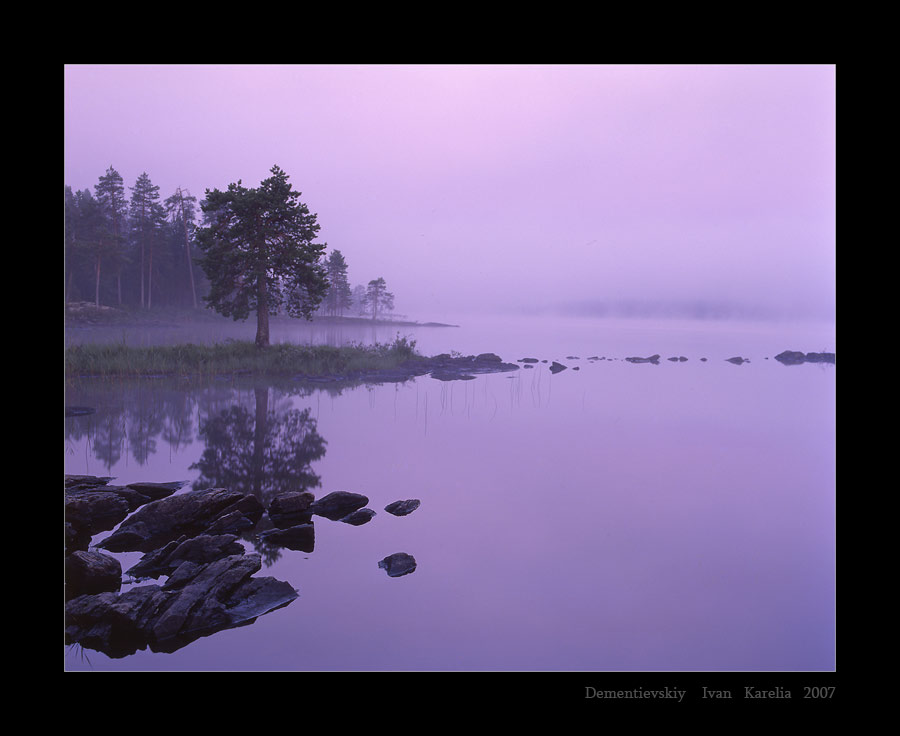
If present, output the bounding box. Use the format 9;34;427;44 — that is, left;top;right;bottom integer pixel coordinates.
64;336;423;378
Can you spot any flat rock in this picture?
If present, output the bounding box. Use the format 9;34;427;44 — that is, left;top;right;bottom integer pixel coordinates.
384;499;420;517
310;491;369;521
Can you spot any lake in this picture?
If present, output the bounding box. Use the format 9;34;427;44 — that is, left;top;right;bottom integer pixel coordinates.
64;313;836;672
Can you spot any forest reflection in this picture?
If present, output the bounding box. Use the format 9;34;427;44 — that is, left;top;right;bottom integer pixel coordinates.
64;378;339;503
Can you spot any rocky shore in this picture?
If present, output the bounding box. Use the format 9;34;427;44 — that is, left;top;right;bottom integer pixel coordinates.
65;475;421;658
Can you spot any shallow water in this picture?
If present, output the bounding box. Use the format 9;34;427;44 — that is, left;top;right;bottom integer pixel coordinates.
64;314;836;671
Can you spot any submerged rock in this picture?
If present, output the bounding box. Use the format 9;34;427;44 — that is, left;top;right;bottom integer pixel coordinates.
378;553;417;578
65;406;96;417
384;499;420;517
310;491;369;521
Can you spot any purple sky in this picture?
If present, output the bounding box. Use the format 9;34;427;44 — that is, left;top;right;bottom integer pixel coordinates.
64;64;835;322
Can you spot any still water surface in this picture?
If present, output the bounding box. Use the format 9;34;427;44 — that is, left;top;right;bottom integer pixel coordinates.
64;314;836;671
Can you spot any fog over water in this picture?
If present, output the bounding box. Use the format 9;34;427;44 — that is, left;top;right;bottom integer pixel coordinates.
64;64;835;325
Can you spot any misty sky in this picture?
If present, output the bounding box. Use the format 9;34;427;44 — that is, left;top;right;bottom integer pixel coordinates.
63;64;836;321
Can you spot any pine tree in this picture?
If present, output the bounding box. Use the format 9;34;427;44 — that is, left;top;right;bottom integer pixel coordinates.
94;166;128;305
129;172;165;309
196;165;329;347
324;249;353;317
364;277;394;322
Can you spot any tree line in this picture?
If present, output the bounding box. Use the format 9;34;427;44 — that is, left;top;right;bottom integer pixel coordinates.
65;165;398;342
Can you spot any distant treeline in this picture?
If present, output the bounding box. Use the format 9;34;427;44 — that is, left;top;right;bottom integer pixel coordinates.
64;166;396;319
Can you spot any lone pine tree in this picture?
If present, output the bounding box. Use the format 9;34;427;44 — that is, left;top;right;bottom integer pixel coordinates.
196;165;329;347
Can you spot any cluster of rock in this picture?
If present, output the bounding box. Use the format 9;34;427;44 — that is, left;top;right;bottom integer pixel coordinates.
65;475;421;658
512;350;835;370
300;352;520;385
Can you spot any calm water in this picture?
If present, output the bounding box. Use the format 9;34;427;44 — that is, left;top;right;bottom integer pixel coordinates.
64;314;836;671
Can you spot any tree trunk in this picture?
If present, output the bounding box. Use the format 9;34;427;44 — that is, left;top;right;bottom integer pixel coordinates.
256;275;270;348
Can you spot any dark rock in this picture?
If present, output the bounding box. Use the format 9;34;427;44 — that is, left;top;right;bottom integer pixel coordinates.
257;523;315;553
97;487;264;553
625;355;660;364
65;406;96;417
572;366;580;370
518;358;539;363
127;534;245;580
65;553;298;658
475;352;502;363
566;356;580;360
384;499;420;517
700;358;708;362
268;491;315;527
549;361;567;373
66;550;122;599
378;553;417;578
340;508;376;526
523;364;534;369
310;491;369;521
726;357;749;365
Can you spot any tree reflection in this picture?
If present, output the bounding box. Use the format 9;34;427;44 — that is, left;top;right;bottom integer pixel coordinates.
191;386;327;507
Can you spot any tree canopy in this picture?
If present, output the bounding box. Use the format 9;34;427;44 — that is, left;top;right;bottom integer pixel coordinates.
196;165;329;347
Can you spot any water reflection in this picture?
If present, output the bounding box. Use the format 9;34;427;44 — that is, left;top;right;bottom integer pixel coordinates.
191;387;326;502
